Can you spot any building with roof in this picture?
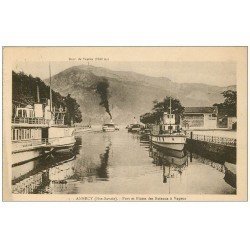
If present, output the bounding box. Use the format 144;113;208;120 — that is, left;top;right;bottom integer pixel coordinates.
181;107;218;130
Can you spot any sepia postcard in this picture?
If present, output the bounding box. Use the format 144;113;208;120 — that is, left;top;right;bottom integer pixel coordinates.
2;46;248;201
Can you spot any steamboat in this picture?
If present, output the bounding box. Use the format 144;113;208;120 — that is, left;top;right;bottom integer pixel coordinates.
151;98;186;151
12;66;75;167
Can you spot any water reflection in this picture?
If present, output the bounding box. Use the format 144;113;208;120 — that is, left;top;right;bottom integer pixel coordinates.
139;134;150;144
12;151;76;194
12;130;236;195
75;135;112;182
149;145;188;184
190;152;225;173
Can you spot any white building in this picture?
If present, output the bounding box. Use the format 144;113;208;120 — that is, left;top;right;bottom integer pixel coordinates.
181;107;218;130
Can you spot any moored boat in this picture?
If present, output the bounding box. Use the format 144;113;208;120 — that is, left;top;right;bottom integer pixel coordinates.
139;128;150;136
151;98;186;151
11;65;77;166
128;124;141;133
11;103;51;166
151;133;186;151
114;124;120;130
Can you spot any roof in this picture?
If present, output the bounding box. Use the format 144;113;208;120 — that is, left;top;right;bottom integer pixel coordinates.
184;107;218;114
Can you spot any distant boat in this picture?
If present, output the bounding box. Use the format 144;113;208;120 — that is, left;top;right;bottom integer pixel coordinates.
139;128;150;136
139;128;151;142
114;124;120;131
128;124;141;133
102;123;116;132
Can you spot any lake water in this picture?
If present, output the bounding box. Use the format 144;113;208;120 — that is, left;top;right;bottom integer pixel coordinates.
12;130;236;195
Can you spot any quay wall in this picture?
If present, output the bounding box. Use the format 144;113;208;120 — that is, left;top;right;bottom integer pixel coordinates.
187;138;236;164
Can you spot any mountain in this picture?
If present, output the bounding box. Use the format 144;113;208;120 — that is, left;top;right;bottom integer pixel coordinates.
44;65;236;124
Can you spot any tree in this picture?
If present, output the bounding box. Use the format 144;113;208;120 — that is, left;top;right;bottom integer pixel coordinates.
140;96;184;124
64;94;82;125
213;90;237;117
12;71;82;124
140;112;158;124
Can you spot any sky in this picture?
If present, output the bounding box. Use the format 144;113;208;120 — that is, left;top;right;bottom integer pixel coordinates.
14;61;236;87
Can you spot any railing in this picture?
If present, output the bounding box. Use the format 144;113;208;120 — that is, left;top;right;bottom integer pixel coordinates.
187;132;236;147
54;119;64;125
12;117;50;125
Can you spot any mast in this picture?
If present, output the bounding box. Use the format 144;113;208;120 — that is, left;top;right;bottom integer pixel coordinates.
49;63;52;112
169;82;172;134
169;79;172;115
169;96;172;115
36;84;40;103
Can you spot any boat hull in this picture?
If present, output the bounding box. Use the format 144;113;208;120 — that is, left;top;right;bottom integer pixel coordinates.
152;145;186;158
12;148;43;166
151;135;186;151
152;141;185;151
74;128;92;133
129;128;140;133
44;139;76;152
50;143;75;153
103;128;115;132
46;127;76;152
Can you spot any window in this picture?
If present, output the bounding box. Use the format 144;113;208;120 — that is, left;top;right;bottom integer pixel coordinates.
18;110;22;117
18;130;22;140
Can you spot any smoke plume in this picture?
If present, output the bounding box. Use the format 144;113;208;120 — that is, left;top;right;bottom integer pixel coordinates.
96;78;112;119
